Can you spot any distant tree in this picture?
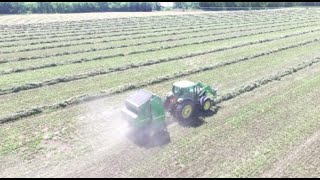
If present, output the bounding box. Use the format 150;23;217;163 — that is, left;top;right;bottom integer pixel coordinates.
97;2;109;12
151;2;161;11
128;2;138;11
34;2;55;13
2;2;320;14
0;2;27;14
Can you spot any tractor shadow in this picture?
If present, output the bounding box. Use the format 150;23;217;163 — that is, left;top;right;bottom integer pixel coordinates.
178;105;221;128
126;127;171;149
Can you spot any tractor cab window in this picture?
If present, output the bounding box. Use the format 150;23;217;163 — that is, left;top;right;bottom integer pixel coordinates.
190;87;195;95
172;86;183;96
194;86;199;95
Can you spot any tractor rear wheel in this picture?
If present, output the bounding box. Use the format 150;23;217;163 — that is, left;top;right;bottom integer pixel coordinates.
176;100;194;121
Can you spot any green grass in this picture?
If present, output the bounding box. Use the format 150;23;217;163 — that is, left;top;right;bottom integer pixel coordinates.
1;16;319;60
145;41;320;96
1;13;317;53
1;9;320;177
1;11;312;47
1;25;319;89
0;38;319;122
129;59;320;178
0;107;78;159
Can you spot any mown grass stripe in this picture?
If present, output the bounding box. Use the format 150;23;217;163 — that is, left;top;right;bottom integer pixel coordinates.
0;14;228;33
1;23;319;72
0;52;319;124
2;17;319;54
0;15;299;49
0;10;305;35
0;15;264;43
0;17;217;42
0;14;258;39
0;34;318;96
1;13;316;45
1;14;317;49
1;12;310;38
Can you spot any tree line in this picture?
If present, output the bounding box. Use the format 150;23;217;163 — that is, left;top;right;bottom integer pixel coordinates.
174;2;320;10
0;2;161;14
1;2;320;14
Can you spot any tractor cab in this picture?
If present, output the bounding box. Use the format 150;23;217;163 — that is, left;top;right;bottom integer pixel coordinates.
172;80;197;99
171;80;206;101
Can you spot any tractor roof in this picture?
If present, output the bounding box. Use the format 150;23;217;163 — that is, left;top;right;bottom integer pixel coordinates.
173;80;196;88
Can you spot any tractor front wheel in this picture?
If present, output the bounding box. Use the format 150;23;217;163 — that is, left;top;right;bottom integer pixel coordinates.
176;100;194;121
200;97;212;112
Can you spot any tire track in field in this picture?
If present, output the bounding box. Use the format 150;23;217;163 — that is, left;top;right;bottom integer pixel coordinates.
2;17;319;54
0;49;319;124
0;35;318;96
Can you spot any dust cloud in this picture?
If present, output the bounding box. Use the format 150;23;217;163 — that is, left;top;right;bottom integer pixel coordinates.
77;96;131;153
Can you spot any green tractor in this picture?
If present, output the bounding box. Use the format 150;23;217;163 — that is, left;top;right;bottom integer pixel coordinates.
121;80;217;142
163;80;217;121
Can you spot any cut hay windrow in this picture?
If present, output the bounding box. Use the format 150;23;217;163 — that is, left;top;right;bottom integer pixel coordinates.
0;17;218;42
1;14;318;49
2;10;315;33
1;13;265;39
1;11;297;33
0;15;305;49
0;10;305;35
2;13;271;43
2;11;313;40
0;38;317;96
0;13;227;33
0;14;307;46
1;23;318;70
1;26;318;77
214;57;320;103
0;14;204;32
0;10;303;30
2;22;319;65
1;56;319;124
3;9;316;34
2;17;319;54
0;17;268;49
